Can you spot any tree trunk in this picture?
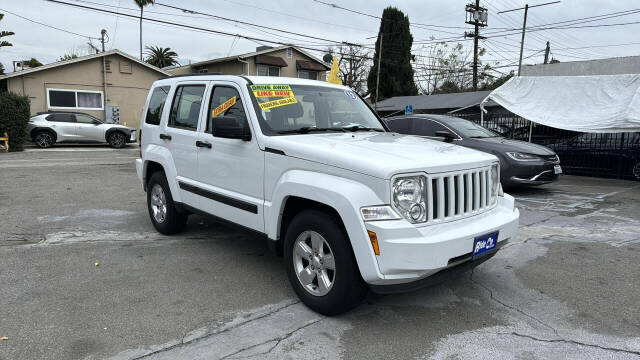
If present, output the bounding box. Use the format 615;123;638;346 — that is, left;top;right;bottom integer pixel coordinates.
139;7;143;60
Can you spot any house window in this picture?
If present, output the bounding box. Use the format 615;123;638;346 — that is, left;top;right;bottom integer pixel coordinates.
297;70;318;80
286;48;293;59
198;68;208;73
119;60;132;74
257;64;280;77
47;89;104;110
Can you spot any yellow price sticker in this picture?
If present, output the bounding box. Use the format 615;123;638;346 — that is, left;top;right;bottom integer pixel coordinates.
212;96;236;117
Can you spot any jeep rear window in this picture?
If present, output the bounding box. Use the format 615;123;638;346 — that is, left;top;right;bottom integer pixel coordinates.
248;85;387;135
145;86;170;126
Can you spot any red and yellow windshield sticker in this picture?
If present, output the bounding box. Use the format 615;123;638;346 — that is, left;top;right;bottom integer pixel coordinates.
258;97;298;110
250;84;294;98
212;96;236;117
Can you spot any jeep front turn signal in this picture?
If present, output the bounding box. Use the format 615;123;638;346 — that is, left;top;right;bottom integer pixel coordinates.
368;230;380;256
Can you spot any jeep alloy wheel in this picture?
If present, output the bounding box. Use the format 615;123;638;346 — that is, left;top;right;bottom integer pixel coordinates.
292;230;336;296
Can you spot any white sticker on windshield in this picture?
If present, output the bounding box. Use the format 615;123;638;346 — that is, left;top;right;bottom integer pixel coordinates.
344;90;357;100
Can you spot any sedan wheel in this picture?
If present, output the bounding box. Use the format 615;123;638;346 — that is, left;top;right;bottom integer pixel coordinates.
108;132;125;148
292;230;336;296
35;132;54;148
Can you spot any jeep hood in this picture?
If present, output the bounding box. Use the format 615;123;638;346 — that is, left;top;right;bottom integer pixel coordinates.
265;132;497;179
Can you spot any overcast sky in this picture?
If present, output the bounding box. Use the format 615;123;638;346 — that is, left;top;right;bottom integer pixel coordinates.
1;0;639;74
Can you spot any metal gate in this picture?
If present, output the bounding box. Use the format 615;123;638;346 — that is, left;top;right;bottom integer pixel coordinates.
455;111;640;181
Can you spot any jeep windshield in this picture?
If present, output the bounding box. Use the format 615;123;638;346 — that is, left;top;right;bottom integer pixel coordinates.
248;84;387;135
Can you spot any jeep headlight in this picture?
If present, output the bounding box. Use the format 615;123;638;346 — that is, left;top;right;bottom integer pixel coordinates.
392;176;427;223
490;163;500;202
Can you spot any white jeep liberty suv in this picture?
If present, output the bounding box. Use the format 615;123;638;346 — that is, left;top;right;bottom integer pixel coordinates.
136;75;519;315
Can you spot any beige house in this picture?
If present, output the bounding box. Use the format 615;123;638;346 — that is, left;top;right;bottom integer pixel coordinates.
168;46;330;80
0;50;170;129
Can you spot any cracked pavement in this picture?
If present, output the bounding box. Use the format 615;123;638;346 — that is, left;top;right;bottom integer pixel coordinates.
1;147;639;359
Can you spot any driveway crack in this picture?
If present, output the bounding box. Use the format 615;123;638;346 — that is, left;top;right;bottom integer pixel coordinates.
505;331;640;356
220;318;322;359
133;300;300;359
469;269;560;338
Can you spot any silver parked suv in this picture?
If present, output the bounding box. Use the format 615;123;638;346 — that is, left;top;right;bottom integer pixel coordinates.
28;111;137;148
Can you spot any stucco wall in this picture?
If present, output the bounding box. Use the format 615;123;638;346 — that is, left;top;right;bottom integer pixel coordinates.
7;54;165;129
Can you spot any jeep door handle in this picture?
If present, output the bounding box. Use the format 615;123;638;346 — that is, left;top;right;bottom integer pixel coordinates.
195;140;212;149
159;133;171;140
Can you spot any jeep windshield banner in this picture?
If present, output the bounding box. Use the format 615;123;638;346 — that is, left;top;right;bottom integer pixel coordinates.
258;97;298;110
250;84;294;98
251;84;298;110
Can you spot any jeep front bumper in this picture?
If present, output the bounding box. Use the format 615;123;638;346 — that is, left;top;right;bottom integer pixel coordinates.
363;194;519;287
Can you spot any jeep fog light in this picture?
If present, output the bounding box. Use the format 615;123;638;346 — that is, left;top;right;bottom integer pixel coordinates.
392;176;427;223
361;206;400;221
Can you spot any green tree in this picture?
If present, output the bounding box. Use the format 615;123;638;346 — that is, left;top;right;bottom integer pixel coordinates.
59;53;79;62
367;7;418;102
134;0;155;60
144;46;179;68
434;80;462;94
0;13;15;49
479;71;514;91
23;58;42;68
0;62;5;75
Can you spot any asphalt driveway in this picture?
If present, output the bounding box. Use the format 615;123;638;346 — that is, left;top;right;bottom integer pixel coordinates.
1;146;639;359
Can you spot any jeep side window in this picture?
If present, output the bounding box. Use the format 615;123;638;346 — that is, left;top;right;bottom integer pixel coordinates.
168;85;205;131
145;86;170;126
206;86;247;134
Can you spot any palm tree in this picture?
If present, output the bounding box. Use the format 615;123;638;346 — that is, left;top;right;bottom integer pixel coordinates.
0;13;15;49
133;0;154;60
144;46;179;68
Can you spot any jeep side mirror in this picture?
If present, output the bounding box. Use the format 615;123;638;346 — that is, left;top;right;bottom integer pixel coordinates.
435;130;455;142
212;116;251;141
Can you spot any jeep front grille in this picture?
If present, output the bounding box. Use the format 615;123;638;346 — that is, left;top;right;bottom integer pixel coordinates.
426;167;496;223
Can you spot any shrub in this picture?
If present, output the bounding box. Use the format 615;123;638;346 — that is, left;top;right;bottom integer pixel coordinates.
0;92;31;152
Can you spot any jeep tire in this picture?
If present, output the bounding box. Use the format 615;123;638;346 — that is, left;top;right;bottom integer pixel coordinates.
284;209;367;315
147;171;188;235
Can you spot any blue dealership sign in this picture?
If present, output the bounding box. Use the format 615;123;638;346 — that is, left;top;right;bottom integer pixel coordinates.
405;105;413;115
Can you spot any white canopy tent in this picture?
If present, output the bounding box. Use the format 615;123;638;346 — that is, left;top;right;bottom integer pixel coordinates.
480;74;640;133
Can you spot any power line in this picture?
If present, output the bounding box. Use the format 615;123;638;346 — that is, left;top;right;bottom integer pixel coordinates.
45;0;362;54
153;2;353;46
311;0;512;33
0;7;100;39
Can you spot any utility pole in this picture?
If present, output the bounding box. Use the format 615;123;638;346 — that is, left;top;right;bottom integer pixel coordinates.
544;41;550;64
465;2;488;91
499;1;560;143
100;29;107;52
518;4;528;76
498;1;560;75
374;34;383;112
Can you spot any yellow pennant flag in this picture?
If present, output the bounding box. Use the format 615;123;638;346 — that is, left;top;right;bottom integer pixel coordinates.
327;55;342;85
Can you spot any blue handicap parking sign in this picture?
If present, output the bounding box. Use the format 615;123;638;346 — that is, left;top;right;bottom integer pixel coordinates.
405;105;413;115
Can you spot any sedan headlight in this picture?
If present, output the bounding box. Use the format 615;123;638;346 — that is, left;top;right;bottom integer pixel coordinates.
392;176;426;223
506;152;539;161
